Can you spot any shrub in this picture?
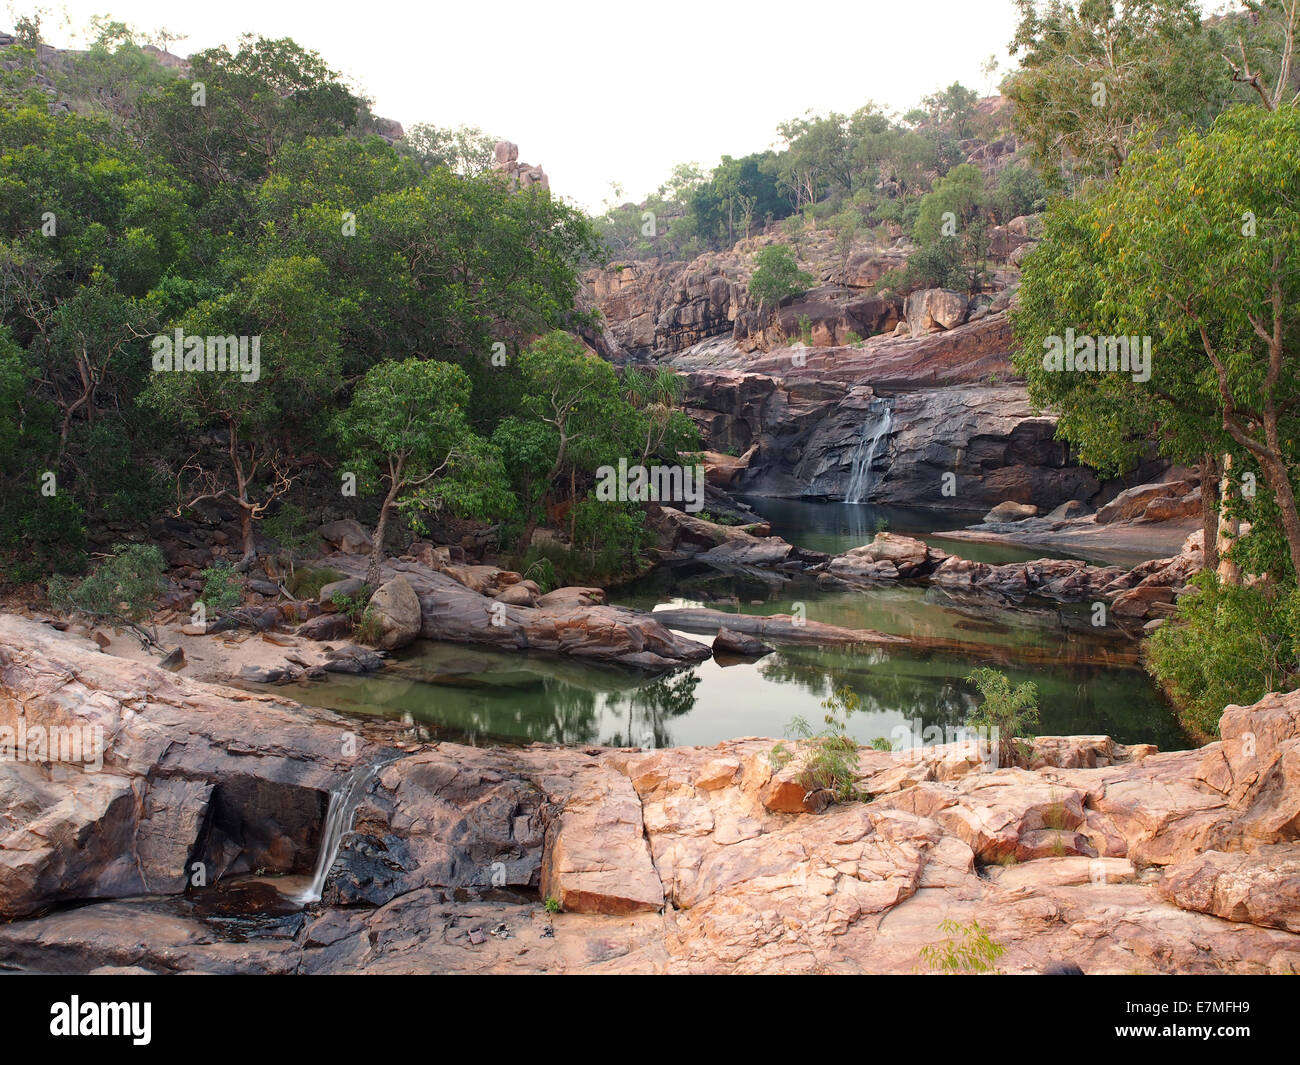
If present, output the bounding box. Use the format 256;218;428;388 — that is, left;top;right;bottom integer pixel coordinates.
748;244;813;312
287;566;346;600
262;503;321;557
1145;573;1300;739
770;685;864;804
919;919;1005;974
966;667;1040;767
47;543;165;627
199;562;243;614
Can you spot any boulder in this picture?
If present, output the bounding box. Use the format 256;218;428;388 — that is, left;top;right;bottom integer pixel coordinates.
905;289;969;336
1096;480;1194;524
984;501;1039;523
318;519;371;554
319;577;365;607
712;628;774;658
365;576;422;651
295;612;354;641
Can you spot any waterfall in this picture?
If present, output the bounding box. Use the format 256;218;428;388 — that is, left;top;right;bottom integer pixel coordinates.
844;399;894;505
293;762;384;905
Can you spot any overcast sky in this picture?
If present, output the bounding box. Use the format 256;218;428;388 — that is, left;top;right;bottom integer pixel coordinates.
19;0;1030;210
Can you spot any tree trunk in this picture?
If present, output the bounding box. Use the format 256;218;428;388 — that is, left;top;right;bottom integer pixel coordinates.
235;504;256;572
1199;452;1220;574
1217;453;1241;585
367;481;401;590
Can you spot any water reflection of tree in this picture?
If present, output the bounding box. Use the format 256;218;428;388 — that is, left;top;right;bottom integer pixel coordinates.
759;648;972;733
606;670;700;749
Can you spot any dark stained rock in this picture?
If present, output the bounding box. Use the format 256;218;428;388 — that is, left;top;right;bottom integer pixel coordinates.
712;628;774;657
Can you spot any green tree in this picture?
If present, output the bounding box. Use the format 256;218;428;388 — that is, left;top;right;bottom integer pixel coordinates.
748;244;814;317
1005;0;1232;183
142;256;343;569
334;358;509;587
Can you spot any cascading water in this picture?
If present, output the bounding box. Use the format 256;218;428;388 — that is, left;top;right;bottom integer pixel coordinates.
844;399;894;505
293;761;385;905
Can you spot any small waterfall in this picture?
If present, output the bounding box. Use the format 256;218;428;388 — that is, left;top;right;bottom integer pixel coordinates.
844;399;894;505
293;762;384;905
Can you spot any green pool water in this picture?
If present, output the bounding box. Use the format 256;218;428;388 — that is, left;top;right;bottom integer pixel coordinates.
282;548;1189;753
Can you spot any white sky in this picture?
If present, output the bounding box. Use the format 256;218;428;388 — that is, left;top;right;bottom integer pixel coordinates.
18;0;1028;211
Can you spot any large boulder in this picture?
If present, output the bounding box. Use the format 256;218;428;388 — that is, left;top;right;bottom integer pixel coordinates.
318;519;371;554
365;576;422;651
983;501;1039;523
905;289;969;336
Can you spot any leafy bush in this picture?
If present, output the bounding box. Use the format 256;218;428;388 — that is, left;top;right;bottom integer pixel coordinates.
770;685;863;804
47;543;165;624
262;503;322;557
748;244;813;312
919;919;1005;974
199;562;243;614
966;668;1040;767
287;565;346;600
1145;573;1300;739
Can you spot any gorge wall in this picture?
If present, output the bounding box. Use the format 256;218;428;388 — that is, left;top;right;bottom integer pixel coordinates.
582;224;1159;510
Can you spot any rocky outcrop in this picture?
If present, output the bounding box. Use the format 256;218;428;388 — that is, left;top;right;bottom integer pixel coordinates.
321;553;712;672
491;140;548;192
2;618;1299;974
662;317;1154;509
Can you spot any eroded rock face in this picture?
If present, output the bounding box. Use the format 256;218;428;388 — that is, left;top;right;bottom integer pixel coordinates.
3;618;1300;974
0;615;387;918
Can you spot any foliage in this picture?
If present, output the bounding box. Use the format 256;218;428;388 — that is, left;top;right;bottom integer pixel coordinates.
287;566;346;600
770;685;864;804
1004;0;1234;184
199;562;243;613
965;667;1040;767
748;244;814;313
1013;105;1300;577
46;543;165;624
1146;573;1300;738
919;919;1005;974
262;503;321;556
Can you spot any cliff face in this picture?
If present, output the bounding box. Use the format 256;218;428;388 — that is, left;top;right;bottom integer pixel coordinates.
579;209;1111;508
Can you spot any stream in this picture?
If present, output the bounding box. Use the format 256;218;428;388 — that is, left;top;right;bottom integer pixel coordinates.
283;502;1189;753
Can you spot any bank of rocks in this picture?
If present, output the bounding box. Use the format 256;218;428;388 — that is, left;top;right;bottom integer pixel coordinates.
1;617;1298;974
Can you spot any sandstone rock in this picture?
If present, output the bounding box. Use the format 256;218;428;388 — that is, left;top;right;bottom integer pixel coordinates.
905;288;969;336
494;584;536;607
534;586;606;609
319;520;371;554
295;612;354;641
1096;480;1194;524
712;628;774;657
540;767;662;915
319;577;365;607
1160;845;1300;932
365;576;421;651
984;500;1039;523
